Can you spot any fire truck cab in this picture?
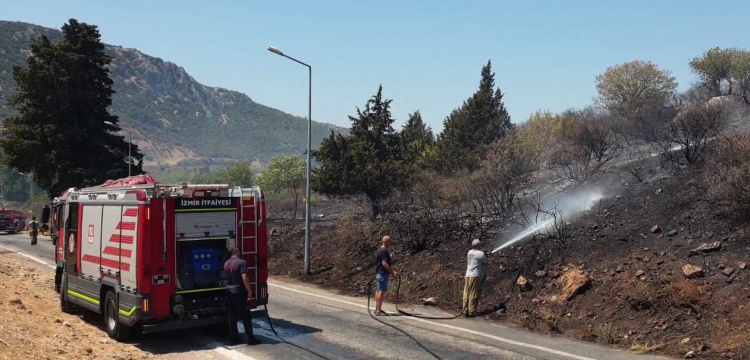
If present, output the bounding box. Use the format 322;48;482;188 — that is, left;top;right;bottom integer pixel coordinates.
0;208;27;234
46;175;268;340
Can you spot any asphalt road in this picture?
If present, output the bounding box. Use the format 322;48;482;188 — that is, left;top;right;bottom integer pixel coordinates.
0;233;674;360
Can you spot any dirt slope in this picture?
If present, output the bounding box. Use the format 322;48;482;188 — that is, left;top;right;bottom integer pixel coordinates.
268;165;750;359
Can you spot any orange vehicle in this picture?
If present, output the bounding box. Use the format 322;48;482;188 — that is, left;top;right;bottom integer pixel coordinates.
0;208;27;234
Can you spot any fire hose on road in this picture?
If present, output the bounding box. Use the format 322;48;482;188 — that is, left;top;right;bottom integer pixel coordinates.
366;276;444;360
364;256;515;360
262;249;500;359
262;304;331;360
262;275;471;360
261;274;470;360
394;276;467;320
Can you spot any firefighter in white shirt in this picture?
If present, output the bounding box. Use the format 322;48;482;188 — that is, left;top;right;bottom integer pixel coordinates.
463;239;487;317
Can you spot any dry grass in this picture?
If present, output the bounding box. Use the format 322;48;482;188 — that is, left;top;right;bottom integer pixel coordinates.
630;341;665;354
0;252;152;360
664;279;705;306
707;302;750;358
595;324;618;345
512;311;538;331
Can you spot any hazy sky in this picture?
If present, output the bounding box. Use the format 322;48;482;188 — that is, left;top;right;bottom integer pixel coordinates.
3;1;749;132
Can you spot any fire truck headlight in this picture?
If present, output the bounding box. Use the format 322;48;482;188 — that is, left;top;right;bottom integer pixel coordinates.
173;304;185;315
175;295;184;303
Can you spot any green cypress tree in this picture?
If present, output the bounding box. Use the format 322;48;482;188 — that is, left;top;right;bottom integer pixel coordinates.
436;60;513;173
1;19;144;197
312;85;405;218
401;110;435;171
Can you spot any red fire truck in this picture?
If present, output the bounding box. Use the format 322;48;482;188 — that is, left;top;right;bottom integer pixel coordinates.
45;175;269;340
0;208;27;234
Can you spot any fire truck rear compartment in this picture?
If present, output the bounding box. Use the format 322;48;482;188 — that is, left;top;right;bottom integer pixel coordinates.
174;239;231;318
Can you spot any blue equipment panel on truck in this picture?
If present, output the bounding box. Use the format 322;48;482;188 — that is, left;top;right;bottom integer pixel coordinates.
191;247;219;274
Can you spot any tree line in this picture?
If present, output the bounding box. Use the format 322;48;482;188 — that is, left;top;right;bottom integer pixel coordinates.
312;60;513;218
2;17;748;229
306;46;750;253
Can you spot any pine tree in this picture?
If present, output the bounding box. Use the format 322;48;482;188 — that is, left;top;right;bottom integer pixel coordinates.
436;60;513;173
0;19;144;197
401;110;435;170
312;85;405;218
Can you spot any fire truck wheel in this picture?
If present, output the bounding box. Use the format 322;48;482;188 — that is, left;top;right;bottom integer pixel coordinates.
103;291;133;341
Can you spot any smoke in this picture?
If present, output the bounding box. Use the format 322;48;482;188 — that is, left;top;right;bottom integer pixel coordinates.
491;187;604;253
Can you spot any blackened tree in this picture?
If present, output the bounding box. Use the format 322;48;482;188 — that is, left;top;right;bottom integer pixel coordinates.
0;19;144;198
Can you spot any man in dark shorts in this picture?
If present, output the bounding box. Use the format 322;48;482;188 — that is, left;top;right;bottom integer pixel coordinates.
224;247;261;345
374;235;398;316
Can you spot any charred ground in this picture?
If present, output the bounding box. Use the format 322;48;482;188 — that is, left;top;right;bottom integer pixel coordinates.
268;146;750;360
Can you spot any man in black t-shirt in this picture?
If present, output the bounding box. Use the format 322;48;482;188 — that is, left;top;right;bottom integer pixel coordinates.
224;247;261;345
374;235;398;316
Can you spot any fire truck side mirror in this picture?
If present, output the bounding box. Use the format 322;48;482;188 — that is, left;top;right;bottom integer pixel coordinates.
41;205;51;224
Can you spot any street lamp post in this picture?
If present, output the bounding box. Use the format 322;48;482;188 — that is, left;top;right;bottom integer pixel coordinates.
19;173;33;217
105;121;132;177
267;45;312;275
29;174;33;217
128;130;131;177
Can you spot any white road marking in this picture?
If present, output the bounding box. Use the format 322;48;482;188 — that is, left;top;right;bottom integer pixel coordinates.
0;245;55;269
186;331;259;360
268;282;598;360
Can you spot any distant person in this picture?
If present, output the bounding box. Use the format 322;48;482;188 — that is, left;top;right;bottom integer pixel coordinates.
224;247;261;345
26;216;39;246
374;235;398;316
463;239;488;317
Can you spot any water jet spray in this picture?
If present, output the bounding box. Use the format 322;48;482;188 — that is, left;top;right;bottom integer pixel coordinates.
490;189;604;254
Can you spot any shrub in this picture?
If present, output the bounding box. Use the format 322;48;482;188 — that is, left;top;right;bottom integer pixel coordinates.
516;110;577;166
265;193;301;221
335;212;380;260
658;102;726;166
384;172;496;254
477;131;539;216
704;131;750;217
552;109;623;182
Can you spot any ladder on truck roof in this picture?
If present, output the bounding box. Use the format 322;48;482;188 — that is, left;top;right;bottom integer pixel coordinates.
231;187;263;300
74;183;236;198
73;183;168;199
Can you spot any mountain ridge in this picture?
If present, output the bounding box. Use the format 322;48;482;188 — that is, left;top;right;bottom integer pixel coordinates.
0;20;347;170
